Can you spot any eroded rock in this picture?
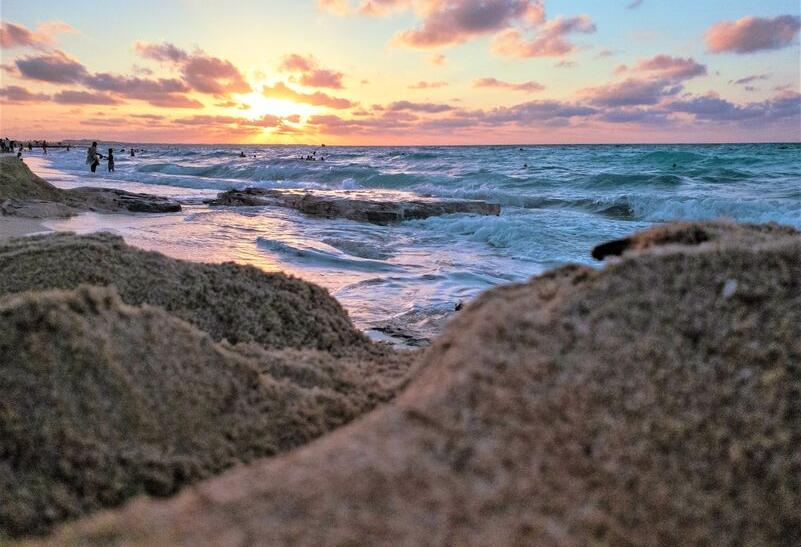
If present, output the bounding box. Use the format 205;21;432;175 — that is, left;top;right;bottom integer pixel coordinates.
206;188;501;224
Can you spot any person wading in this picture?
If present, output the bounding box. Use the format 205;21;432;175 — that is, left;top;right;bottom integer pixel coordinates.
86;142;104;173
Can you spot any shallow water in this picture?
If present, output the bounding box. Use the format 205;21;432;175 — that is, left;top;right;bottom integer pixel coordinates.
30;143;801;344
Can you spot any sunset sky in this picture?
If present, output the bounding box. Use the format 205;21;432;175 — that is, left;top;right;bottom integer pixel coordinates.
1;0;799;144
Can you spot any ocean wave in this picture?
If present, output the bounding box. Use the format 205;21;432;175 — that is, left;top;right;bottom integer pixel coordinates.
256;237;402;272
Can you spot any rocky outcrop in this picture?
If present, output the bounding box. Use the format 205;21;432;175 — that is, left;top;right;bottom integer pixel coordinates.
0;232;365;351
0;286;417;537
41;221;801;546
206;188;501;224
0;157;180;218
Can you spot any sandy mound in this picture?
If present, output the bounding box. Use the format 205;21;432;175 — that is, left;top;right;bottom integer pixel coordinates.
0;286;416;538
0;232;365;351
42;221;801;546
0;157;65;202
0;157;179;217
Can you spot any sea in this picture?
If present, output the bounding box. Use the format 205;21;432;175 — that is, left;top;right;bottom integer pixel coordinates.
27;142;801;345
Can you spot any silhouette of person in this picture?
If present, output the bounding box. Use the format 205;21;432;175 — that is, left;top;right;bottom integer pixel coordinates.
86;142;103;173
107;149;115;172
130;148;135;157
42;140;48;155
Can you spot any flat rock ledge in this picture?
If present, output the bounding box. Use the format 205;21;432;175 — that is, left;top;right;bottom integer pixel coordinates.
205;188;501;224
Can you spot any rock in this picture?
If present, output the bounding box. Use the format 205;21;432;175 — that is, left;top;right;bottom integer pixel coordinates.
0;232;365;351
42;221;801;546
0;286;417;538
0;157;180;217
67;188;181;213
591;220;797;260
206;188;501;224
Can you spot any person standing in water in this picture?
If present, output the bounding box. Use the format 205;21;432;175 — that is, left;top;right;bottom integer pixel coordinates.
42;140;47;155
86;142;103;173
107;148;115;172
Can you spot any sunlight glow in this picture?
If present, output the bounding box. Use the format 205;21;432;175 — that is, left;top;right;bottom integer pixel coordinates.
239;92;319;122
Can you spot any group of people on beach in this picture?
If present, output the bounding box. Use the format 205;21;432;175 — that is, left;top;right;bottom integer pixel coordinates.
1;138;63;160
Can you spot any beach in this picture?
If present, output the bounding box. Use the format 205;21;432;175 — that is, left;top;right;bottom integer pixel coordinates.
1;148;800;543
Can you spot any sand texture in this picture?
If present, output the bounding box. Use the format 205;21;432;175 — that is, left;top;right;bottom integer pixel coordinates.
25;220;799;546
0;231;367;351
0;286;417;537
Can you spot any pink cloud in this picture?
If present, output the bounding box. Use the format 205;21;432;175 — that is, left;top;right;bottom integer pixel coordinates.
53;90;121;105
473;77;544;92
616;55;707;82
0;85;50;103
134;41;251;96
491;15;596;57
262;82;355;109
580;78;681;107
706;15;801;54
0;21;76;50
279;53;345;89
146;94;204;109
181;55;251;95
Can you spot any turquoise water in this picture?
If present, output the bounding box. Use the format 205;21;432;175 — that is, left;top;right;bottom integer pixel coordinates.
36;142;801;343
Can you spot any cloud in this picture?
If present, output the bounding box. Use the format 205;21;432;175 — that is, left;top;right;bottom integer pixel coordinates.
317;0;414;17
15;50;88;83
706;15;801;54
0;85;50;103
408;80;448;89
133;41;190;63
580;77;681;107
146;94;204;109
53;90;121;105
491;15;596;57
554;60;576;68
473;77;544;92
181;54;251;95
730;74;770;86
262;82;355;109
616;55;707;82
428;53;447;66
626;0;644;9
385;100;453;112
595;49;617;59
394;0;539;48
134;41;251;96
280;53;345;89
0;21;76;50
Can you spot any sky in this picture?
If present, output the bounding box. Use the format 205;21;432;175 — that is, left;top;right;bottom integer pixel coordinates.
0;0;799;144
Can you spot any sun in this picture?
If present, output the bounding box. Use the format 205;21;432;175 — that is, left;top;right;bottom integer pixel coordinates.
238;92;318;121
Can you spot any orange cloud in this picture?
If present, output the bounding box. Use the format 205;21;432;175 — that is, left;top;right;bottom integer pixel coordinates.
262;82;355;109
